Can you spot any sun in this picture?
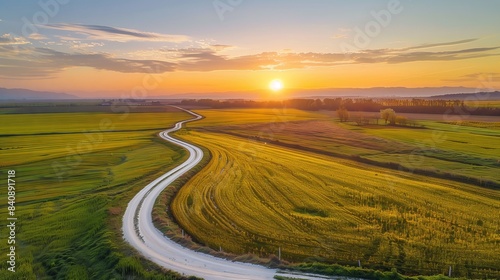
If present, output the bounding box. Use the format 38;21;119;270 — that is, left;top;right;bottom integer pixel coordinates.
269;79;284;92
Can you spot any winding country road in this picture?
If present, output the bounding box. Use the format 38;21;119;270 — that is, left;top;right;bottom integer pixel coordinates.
122;107;345;280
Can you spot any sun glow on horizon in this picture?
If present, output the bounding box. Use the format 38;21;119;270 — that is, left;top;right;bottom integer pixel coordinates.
269;79;284;92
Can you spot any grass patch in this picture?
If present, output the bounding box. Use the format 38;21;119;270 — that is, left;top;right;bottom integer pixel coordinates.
440;121;500;130
294;207;328;218
0;109;196;279
286;263;459;280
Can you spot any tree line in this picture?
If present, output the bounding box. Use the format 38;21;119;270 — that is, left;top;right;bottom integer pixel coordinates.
179;98;500;116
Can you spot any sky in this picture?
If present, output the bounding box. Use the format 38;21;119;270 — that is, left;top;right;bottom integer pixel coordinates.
0;0;499;98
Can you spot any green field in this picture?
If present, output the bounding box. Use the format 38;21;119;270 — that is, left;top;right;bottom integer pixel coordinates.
170;108;500;278
0;109;191;279
1;106;499;279
465;100;500;108
192;109;500;187
188;108;328;127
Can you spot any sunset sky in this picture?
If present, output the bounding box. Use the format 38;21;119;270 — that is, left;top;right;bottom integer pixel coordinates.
1;0;499;98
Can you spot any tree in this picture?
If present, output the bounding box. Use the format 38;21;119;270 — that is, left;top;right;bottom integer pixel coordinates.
337;107;349;122
351;114;370;126
395;116;408;126
380;108;396;125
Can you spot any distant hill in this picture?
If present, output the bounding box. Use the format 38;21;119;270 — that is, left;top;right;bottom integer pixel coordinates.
287;87;485;98
163;87;488;100
0;88;78;100
428;91;500;100
2;87;498;100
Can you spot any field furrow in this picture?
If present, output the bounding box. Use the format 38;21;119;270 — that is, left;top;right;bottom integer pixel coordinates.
172;129;500;277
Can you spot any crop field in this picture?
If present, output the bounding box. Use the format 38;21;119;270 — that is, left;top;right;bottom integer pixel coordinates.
2;106;498;279
172;131;499;278
196;109;500;186
350;121;500;185
170;108;500;278
0;109;190;279
0;102;183;114
465;100;500;108
187;108;329;127
440;121;500;130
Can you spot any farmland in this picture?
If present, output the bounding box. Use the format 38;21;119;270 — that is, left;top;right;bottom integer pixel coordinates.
191;109;500;187
465;100;500;108
169;108;500;278
0;108;192;279
1;106;499;279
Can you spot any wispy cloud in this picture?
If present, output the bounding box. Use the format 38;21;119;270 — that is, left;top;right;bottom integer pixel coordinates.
40;48;176;72
355;46;500;64
172;42;499;71
0;46;175;78
66;41;105;50
402;38;479;51
42;23;191;43
175;49;280;71
332;34;348;39
28;33;48;40
210;44;235;52
0;38;497;78
443;72;500;82
0;34;30;45
332;27;351;40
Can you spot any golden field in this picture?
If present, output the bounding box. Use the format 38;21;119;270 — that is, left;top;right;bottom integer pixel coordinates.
170;109;500;278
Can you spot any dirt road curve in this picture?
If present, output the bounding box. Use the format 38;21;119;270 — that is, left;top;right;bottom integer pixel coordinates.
122;107;352;280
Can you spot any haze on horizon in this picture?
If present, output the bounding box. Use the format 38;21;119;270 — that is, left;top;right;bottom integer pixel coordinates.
1;0;499;98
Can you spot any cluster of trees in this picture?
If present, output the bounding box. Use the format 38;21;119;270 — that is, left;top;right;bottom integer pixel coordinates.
380;109;413;126
179;98;499;116
337;107;349;122
336;107;413;126
380;108;398;125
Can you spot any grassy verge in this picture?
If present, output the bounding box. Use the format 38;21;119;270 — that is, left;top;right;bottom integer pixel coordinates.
282;263;459;280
